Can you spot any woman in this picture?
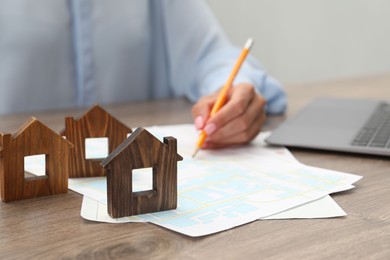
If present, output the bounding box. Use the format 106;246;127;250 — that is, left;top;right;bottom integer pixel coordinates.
0;0;286;148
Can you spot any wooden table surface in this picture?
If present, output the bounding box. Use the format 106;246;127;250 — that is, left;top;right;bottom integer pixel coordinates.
1;75;390;259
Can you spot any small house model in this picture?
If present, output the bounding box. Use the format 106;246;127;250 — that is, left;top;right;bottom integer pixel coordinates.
0;118;74;202
62;105;132;178
101;127;183;218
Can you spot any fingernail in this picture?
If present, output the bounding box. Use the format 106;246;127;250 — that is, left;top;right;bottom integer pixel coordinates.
194;116;204;130
204;123;216;135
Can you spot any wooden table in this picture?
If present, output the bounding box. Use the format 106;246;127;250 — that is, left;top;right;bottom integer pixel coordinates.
1;75;390;259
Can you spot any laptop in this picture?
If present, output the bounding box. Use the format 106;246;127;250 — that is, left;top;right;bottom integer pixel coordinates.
266;97;390;156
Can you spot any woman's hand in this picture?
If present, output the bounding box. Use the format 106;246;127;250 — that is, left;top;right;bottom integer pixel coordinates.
192;83;267;149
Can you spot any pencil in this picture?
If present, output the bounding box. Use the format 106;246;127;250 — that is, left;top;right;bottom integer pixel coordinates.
192;38;254;158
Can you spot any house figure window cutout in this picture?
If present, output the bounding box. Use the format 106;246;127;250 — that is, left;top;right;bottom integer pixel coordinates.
24;154;47;179
85;137;109;160
101;127;183;218
0;118;74;202
61;105;132;178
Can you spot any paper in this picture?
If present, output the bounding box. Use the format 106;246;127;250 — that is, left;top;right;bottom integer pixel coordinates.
80;194;346;224
68;125;361;237
262;195;346;219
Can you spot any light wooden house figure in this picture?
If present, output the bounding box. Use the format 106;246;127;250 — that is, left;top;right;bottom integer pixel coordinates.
61;105;132;178
0;118;74;202
101;127;183;218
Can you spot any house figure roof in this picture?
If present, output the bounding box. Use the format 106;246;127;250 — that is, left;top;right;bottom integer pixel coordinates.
101;127;183;168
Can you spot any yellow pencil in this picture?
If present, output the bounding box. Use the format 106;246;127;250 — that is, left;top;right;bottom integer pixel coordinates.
192;38;254;158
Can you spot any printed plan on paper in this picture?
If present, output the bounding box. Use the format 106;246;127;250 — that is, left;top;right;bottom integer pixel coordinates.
68;125;361;237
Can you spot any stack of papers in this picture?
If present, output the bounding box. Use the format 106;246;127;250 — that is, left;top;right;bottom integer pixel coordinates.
68;125;362;237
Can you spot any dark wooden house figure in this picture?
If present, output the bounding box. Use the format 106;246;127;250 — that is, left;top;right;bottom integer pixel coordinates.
101;127;183;218
0;118;73;202
62;105;132;178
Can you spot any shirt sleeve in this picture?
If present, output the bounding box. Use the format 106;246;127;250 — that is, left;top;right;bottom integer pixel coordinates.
158;0;287;114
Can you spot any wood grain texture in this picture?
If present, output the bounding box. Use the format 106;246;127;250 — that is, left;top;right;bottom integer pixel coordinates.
101;127;182;218
0;118;73;201
0;75;390;259
62;105;132;178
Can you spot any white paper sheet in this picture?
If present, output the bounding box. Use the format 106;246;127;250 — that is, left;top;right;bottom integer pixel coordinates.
262;195;346;219
69;125;361;237
80;194;346;224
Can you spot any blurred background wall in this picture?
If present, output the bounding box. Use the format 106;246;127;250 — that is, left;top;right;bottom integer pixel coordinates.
205;0;390;85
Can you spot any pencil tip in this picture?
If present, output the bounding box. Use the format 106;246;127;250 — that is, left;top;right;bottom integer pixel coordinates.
192;148;200;158
245;38;254;50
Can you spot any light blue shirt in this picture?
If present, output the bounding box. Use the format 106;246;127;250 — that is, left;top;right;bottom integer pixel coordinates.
0;0;286;115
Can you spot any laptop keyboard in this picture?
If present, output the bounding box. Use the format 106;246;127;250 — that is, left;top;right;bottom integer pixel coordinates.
352;103;390;148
